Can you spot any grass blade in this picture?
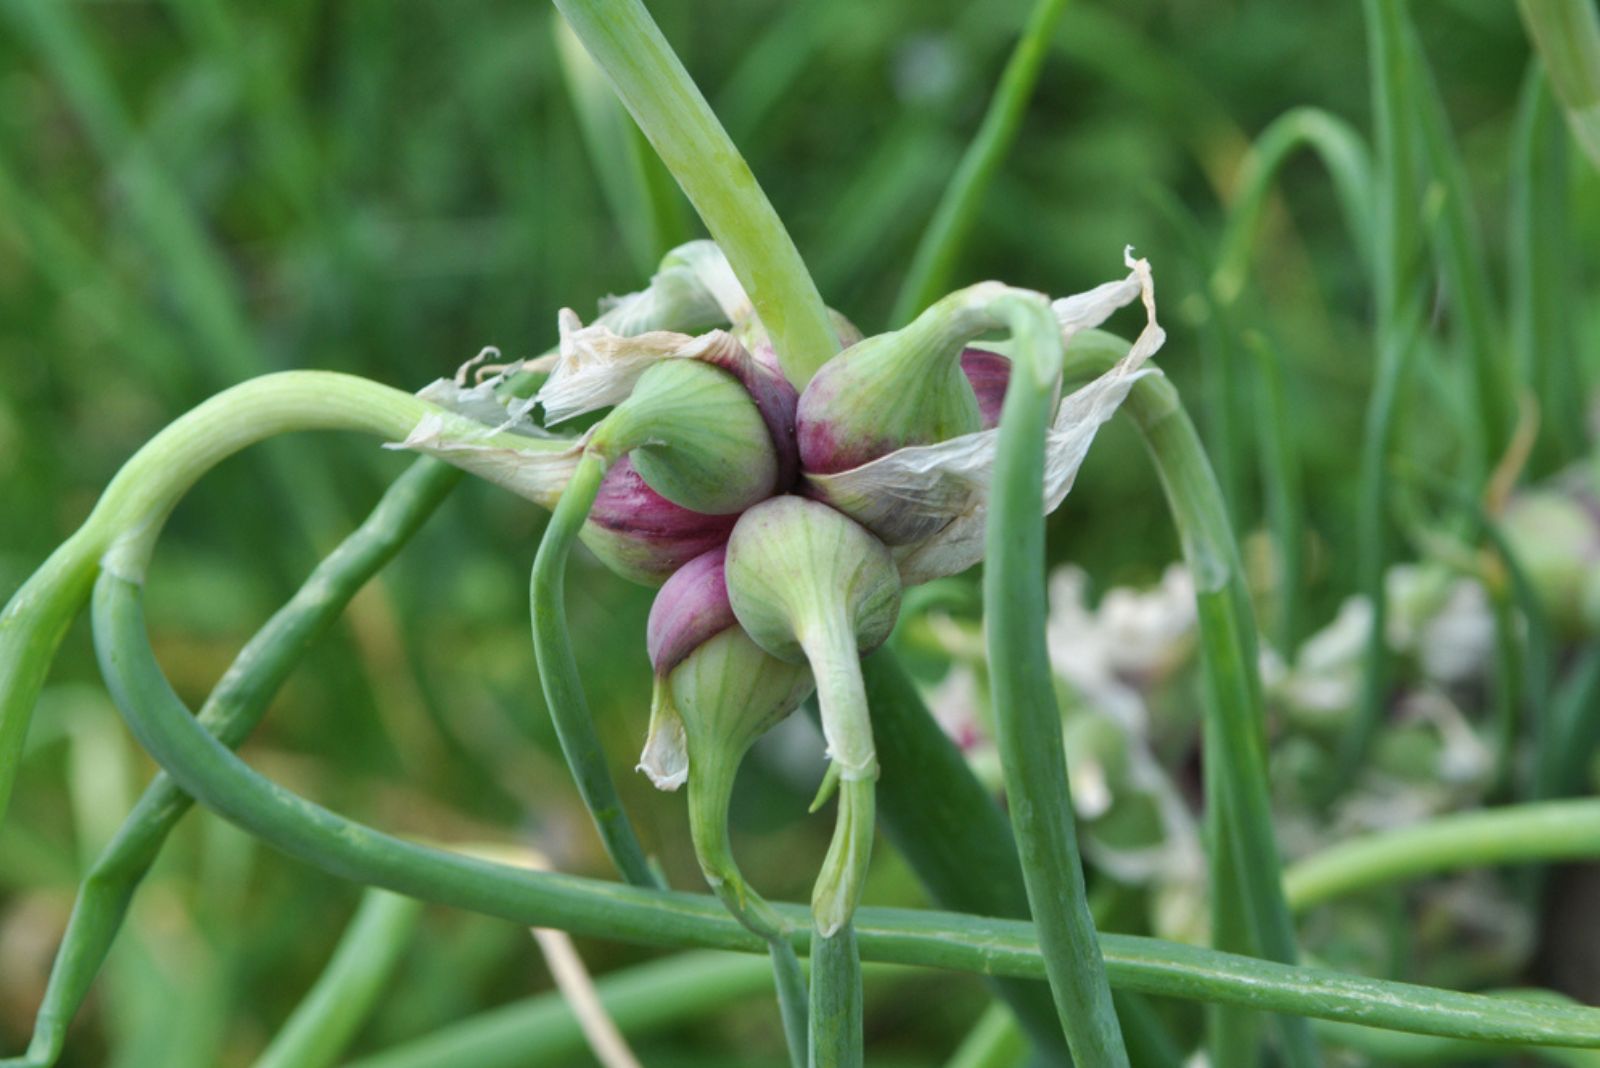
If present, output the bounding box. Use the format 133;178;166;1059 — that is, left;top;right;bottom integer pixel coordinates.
251;889;423;1068
1517;0;1600;170
554;13;688;276
892;0;1071;324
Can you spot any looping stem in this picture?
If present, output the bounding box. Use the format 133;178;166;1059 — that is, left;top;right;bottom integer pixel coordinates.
531;449;660;889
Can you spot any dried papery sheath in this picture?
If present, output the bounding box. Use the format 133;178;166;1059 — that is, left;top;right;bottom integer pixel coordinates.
538;319;800;488
599;239;755;335
809;251;1166;584
385;409;581;510
539;312;694;426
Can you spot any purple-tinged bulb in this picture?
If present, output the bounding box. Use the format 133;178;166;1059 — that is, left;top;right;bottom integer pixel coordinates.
690;334;802;491
961;348;1011;430
580;458;737;587
638;545;813;792
794;291;1009;475
646;545;737;675
590;358;779;515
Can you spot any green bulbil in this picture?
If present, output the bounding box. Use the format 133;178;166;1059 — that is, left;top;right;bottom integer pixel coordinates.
592;359;780;515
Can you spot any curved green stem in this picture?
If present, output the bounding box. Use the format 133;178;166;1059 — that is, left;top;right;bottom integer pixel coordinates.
1212;106;1376;304
892;0;1071;324
530;449;660;888
8;457;457;1068
84;573;1600;1049
552;0;839;386
986;295;1128;1065
689;756;809;1068
251;889;423;1068
1285;798;1600;912
1063;330;1316;1064
0;371;520;832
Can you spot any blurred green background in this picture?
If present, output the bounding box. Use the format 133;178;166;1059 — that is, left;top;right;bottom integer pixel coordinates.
1;0;1596;1064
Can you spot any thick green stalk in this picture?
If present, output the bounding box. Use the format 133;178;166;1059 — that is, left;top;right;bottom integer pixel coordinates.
1285;797;1600;911
985;295;1128;1065
530;450;660;888
84;577;1600;1048
1120;370;1318;1061
1316;993;1600;1067
7;458;457;1068
251;889;423;1068
1517;0;1600;169
892;0;1071;324
552;0;839;386
809;927;862;1068
346;951;778;1068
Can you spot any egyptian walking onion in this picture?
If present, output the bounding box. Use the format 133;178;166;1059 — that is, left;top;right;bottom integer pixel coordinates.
0;235;1163;1065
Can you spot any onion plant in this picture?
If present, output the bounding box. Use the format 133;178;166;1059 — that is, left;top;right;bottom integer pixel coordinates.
4;1;1600;1067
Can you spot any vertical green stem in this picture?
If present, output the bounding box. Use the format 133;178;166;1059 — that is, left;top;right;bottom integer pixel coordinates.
1511;68;1585;468
551;0;840;386
1124;371;1317;1066
892;0;1071;324
986;299;1127;1065
808;926;862;1068
529;450;661;888
859;652;1071;1062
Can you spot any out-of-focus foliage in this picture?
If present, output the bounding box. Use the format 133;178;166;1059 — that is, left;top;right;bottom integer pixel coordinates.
1;0;1597;1064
